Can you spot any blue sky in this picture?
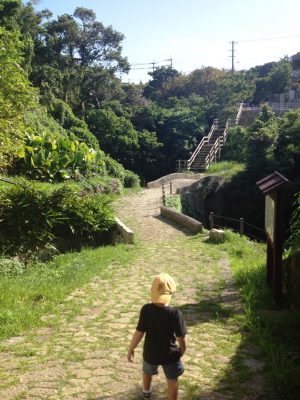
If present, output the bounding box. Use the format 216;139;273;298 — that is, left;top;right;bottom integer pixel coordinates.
36;0;300;83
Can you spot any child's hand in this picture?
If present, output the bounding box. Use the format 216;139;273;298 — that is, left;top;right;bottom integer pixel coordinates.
127;349;134;362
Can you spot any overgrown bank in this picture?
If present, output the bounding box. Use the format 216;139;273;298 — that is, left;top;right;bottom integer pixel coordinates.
218;231;300;400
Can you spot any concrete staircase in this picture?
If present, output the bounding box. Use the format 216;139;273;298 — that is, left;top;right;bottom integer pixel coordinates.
237;102;300;127
177;100;300;173
238;109;261;127
177;121;229;172
189;127;225;171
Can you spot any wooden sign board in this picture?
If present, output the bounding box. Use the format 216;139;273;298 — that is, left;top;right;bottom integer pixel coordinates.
265;195;275;243
257;171;289;306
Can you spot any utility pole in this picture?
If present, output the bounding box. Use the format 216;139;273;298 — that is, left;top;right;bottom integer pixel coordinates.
229;41;237;73
152;60;155;73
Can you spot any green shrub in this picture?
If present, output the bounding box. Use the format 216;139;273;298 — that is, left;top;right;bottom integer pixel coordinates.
0;28;38;171
14;132;105;181
70;126;99;149
79;176;122;195
124;170;140;188
50;186;116;251
23;107;68;139
0;258;25;277
0;181;116;257
51;99;86;130
104;155;125;183
0;182;59;256
287;191;300;252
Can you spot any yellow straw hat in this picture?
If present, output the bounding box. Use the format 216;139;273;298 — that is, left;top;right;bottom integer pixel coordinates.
151;273;176;304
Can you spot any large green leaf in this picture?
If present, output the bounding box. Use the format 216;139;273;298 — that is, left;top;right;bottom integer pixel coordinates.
17;148;25;158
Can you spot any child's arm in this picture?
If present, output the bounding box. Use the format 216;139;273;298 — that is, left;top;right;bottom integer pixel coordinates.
127;330;145;362
176;336;187;357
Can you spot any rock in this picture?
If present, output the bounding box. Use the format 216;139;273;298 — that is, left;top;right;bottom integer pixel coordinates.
178;175;227;228
209;228;226;243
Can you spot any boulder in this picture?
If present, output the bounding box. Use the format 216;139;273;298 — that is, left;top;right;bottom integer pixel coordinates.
209;228;226;243
178;175;227;228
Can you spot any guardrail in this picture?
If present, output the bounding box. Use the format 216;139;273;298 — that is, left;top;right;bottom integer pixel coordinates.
203;119;230;170
235;102;244;125
187;119;218;168
209;211;266;241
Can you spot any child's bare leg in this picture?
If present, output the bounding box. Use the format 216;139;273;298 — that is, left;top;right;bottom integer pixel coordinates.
143;373;152;391
167;378;179;400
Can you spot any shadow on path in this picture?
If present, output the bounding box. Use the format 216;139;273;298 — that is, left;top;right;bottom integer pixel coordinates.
90;385;165;400
176;293;272;400
154;215;195;237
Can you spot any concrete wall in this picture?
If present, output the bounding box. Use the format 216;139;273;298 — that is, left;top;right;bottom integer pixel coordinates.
115;218;134;244
160;206;202;234
147;173;202;188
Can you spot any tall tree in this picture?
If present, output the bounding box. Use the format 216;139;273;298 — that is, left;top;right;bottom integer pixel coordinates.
143;66;180;101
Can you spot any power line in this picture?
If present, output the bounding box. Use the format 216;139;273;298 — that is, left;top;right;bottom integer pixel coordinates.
239;34;300;43
130;58;173;72
131;58;173;66
130;67;153;70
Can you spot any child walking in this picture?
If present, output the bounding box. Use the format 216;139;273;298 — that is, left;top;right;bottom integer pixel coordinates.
127;273;187;400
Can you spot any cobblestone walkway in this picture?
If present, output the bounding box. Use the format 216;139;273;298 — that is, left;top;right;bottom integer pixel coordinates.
0;186;267;400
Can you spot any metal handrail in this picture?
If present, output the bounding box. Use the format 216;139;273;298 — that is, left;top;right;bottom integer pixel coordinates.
187;119;218;168
222;119;230;144
176;109;232;172
210;211;266;241
204;119;230;169
235;102;244;125
205;137;221;169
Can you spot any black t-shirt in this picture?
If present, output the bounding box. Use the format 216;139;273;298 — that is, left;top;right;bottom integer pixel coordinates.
136;303;187;365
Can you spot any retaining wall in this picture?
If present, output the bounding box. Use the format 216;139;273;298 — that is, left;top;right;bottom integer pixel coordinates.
147;173;202;188
115;218;134;244
160;206;203;234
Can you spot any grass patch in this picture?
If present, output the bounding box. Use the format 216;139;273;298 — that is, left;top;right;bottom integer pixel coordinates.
205;161;245;178
210;230;300;400
165;194;182;212
0;244;137;340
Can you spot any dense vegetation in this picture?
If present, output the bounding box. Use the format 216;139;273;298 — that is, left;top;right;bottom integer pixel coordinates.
0;2;299;398
0;0;295;181
0;0;298;258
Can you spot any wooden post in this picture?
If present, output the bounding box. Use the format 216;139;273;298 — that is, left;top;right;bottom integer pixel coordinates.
209;212;214;230
256;171;289;307
162;184;166;206
266;237;273;288
239;218;244;236
273;189;284;306
170;181;172;195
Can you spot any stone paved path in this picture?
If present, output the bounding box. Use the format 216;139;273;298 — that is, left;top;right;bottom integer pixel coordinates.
0;185;267;400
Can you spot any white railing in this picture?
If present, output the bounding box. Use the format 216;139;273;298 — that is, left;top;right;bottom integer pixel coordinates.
222;119;230;144
204;119;230;170
235;103;244;125
176;159;188;172
203;137;220;170
177;94;299;172
186;119;218;169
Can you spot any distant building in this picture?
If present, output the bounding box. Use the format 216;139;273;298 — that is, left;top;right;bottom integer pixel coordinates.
267;52;300;105
291;52;300;82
